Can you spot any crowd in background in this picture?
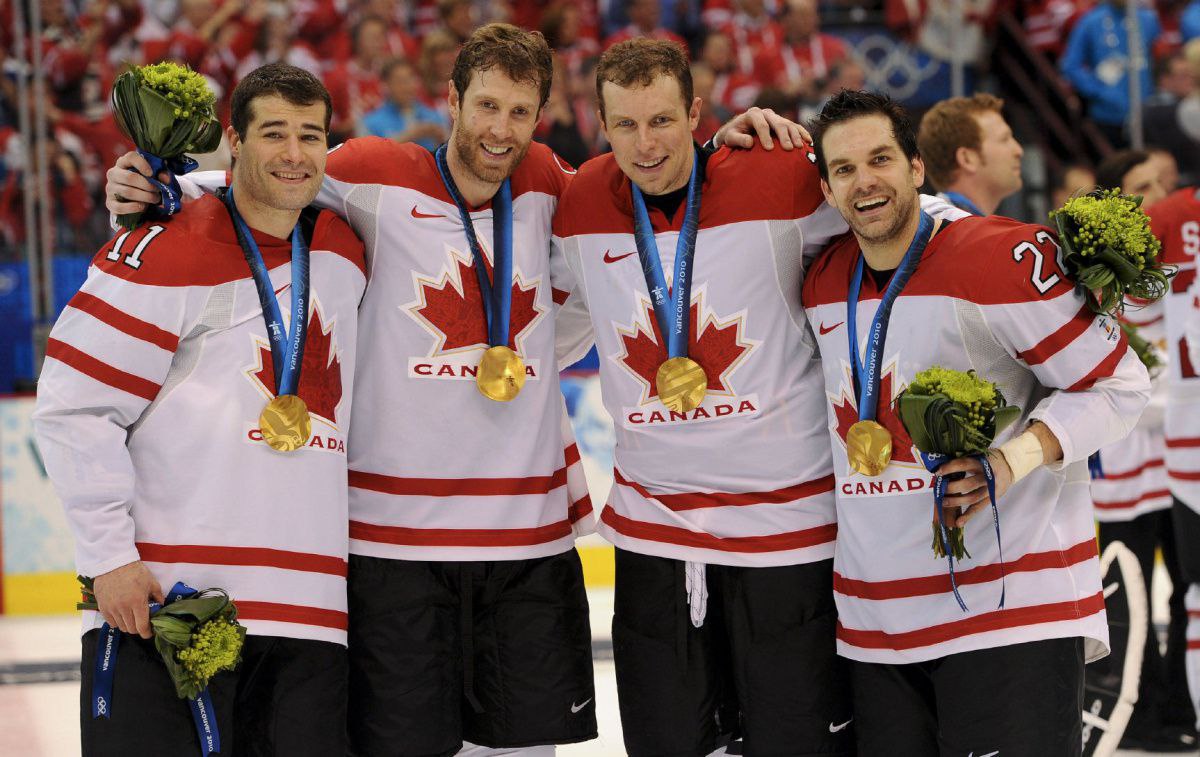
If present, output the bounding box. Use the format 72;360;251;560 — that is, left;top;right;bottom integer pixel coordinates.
7;0;1200;260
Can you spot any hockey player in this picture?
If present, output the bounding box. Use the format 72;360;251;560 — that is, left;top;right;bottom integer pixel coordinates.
916;93;1024;217
803;90;1150;754
34;64;365;754
551;38;936;755
1146;185;1200;738
102;24;797;757
1087;150;1196;752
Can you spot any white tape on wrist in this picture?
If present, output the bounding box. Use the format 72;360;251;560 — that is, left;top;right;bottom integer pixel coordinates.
997;431;1043;483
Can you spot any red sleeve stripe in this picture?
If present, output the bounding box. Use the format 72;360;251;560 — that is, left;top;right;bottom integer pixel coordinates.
1016;303;1093;366
564;444;581;466
1169;469;1200;481
570;494;594;524
601;506;837;553
552;287;570;306
1167;437;1200;448
68;292;179;352
234;601;347;631
136;542;347;577
1093;489;1172;510
836;590;1105;651
1122;313;1163;327
45;338;160;402
1188;640;1200;650
832;538;1097;600
614;470;835;511
1068;331;1130;392
1092;458;1164;481
349;518;572;547
349;466;566;497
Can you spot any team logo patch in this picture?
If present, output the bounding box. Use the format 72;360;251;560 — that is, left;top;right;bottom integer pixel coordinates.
404;243;546;382
614;288;759;427
244;294;346;453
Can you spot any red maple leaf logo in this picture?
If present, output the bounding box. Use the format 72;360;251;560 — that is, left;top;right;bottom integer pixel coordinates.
411;255;541;353
252;306;342;424
618;299;750;400
831;368;917;464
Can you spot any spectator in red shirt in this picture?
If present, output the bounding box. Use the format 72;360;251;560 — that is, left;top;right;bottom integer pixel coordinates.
690;62;730;142
325;15;390;142
542;3;600;78
417;29;459;122
755;0;849;98
699;30;761;111
437;0;477;44
603;0;687;49
722;0;784;77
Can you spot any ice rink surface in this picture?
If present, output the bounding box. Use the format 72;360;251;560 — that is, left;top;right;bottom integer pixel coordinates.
0;574;1191;756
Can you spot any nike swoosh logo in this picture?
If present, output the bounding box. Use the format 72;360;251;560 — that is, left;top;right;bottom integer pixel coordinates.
968;751;1000;757
411;205;442;219
819;321;844;335
570;698;592;713
604;249;637;264
829;719;851;733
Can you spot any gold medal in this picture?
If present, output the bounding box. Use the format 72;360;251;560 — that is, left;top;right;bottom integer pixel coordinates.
846;419;892;476
655;356;707;413
259;394;312;452
477;345;526;402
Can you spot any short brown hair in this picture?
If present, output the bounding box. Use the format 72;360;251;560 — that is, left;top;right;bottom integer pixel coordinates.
595;38;693;122
450;23;554;109
231;62;332;139
916;93;1004;190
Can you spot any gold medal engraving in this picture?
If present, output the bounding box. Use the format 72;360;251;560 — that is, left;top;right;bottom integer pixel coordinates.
477;346;526;402
846;419;892;476
259;394;312;452
655;357;707;413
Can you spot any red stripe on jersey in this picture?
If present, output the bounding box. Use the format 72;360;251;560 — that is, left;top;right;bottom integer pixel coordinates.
614;470;835;511
570;494;594;524
1189;640;1200;650
68;292;179;352
136;542;347;577
1016;303;1092;366
349;518;573;547
348;467;567;497
601;506;837;553
1123;313;1163;327
1068;332;1129;391
836;590;1105;651
565;444;581;466
234;601;348;631
552;287;570;305
1093;458;1164;480
1169;469;1200;480
833;539;1097;600
45;338;160;401
1167;437;1200;448
1093;489;1172;510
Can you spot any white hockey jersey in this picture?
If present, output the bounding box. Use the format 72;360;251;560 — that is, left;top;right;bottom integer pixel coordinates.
1150;188;1200;511
552;144;849;567
1091;300;1170;522
803;215;1150;664
34;197;366;645
182;140;594;561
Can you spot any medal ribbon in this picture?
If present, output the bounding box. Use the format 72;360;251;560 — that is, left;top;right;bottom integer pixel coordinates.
434;145;514;349
941;191;984;217
223;188;310;397
847;211;934;421
630;148;702;360
920;451;1007;612
90;582;224;755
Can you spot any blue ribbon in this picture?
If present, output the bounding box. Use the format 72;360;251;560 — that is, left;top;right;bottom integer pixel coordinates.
433;144;514;349
919;452;1006;612
1088;451;1105;479
224;188;310;397
847;212;933;422
90;582;222;755
135;149;199;219
630;148;703;360
941;190;984;217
